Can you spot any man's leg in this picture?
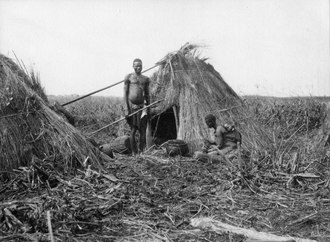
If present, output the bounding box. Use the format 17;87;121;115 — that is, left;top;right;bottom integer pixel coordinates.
218;147;235;168
130;127;138;155
138;116;147;152
219;146;234;156
128;109;139;155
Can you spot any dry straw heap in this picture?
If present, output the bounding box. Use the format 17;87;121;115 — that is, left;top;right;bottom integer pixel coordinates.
150;44;272;153
0;54;105;180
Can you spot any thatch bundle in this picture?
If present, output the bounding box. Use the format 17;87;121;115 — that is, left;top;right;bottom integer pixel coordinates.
0;54;104;179
150;44;272;152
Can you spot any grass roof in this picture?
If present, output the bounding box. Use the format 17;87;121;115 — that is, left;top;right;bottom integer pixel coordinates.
150;44;272;152
0;54;106;180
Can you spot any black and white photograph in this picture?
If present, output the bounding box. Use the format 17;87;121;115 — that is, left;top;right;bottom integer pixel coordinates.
0;0;329;241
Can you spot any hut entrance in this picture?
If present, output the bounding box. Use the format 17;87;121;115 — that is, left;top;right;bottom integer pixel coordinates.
151;108;177;145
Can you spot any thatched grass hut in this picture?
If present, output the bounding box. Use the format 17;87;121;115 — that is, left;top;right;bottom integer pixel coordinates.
0;54;105;180
150;44;272;153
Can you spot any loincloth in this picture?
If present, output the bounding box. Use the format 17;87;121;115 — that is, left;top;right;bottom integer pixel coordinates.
129;104;147;129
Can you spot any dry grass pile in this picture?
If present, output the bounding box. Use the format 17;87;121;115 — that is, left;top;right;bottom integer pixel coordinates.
150;44;273;153
0;54;106;180
0;149;329;241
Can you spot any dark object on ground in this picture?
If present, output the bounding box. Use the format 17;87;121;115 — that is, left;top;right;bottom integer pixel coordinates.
163;139;190;157
103;135;131;155
99;144;114;158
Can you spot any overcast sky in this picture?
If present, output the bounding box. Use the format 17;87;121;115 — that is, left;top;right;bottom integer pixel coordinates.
0;0;329;97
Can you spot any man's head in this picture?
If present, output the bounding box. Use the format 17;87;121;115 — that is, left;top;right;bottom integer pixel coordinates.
205;114;216;128
133;58;143;74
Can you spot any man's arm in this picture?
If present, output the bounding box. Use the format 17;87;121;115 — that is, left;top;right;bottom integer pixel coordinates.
144;78;150;116
215;126;226;149
123;75;131;114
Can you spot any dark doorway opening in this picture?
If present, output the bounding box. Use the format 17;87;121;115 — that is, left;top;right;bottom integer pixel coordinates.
151;108;177;145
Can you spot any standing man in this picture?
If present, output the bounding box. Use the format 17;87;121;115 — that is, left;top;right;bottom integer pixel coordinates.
124;58;150;155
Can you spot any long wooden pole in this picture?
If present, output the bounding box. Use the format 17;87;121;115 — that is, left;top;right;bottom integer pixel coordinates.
61;64;159;107
87;99;163;137
62;80;123;107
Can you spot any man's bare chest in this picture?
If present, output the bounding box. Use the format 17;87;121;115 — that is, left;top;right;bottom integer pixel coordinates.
129;75;147;85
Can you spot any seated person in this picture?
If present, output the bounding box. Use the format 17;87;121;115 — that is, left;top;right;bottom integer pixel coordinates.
197;114;242;159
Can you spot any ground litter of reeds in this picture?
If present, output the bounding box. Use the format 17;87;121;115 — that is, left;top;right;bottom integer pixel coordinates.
1;144;330;242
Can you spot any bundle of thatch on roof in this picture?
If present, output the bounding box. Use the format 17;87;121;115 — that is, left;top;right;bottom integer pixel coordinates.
0;54;105;180
150;44;272;153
